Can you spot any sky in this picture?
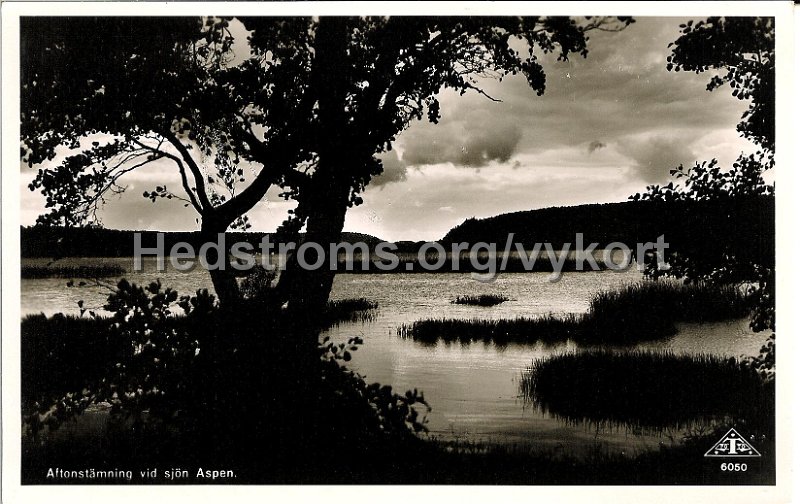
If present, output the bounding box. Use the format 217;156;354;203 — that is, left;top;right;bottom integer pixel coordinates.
19;17;759;242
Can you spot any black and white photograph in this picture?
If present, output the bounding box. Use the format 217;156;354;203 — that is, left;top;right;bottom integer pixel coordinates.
1;1;795;501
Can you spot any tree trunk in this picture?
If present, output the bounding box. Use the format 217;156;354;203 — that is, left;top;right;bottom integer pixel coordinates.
276;171;350;455
285;179;350;318
284;16;352;326
200;219;241;308
275;17;354;396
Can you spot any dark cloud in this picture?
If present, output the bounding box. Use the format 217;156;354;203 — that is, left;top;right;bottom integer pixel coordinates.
617;134;697;183
407;17;748;159
588;140;607;153
401;120;523;168
459;122;523;167
371;149;408;186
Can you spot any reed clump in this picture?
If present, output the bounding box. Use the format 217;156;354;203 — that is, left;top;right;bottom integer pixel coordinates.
324;298;380;326
398;281;751;345
451;294;510;307
21;264;125;279
520;349;773;430
398;314;582;345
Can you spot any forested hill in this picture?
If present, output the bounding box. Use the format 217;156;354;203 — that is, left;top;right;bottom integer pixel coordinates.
20;228;384;258
21;197;774;264
442;196;774;266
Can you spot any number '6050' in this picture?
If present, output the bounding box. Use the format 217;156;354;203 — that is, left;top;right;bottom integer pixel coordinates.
720;463;747;472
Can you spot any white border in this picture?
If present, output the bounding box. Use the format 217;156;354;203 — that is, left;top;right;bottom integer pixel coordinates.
2;2;796;503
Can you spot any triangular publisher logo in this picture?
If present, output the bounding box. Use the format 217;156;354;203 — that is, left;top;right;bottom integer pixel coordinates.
704;428;761;457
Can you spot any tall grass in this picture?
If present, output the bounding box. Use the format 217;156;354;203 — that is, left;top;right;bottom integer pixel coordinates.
398;314;583;345
398;281;752;345
520;349;773;431
21;264;125;279
323;298;379;326
590;281;748;321
451;294;509;307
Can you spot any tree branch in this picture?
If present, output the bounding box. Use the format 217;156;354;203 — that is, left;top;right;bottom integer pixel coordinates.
214;127;302;226
163;134;213;212
132;138;205;214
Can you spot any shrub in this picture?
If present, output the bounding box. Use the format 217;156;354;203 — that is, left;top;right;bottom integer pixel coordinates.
22;278;425;467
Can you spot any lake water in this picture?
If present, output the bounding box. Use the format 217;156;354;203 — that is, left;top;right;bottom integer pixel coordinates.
21;257;765;456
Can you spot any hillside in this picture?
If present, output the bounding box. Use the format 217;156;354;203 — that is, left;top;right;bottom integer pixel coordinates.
21;197;774;268
20;228;384;258
442;196;774;268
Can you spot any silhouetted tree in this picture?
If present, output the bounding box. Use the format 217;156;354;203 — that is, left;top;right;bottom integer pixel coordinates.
666;17;774;151
22;17;314;303
22;16;634;320
632;16;775;379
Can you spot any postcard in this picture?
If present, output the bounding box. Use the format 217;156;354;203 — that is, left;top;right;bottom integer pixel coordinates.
2;2;795;503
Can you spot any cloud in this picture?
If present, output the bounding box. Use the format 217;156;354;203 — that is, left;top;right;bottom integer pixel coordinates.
617;133;698;183
371;149;408;186
460;122;523;167
389;18;751;180
349;161;647;241
588;140;607;153
401;118;523;168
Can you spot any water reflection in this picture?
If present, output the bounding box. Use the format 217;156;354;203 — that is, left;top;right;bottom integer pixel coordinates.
21;258;766;455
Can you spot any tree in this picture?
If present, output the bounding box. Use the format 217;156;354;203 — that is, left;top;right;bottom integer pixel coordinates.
22;16;634;319
632;16;775;380
666;17;774;152
22;17;315;304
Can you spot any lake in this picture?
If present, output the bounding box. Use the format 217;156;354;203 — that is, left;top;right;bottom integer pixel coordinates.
21;257;765;456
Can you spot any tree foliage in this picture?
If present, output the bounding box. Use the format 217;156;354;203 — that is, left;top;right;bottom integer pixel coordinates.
633;16;775;380
666;17;774;151
630;152;773;205
633;16;775;280
22;16;310;231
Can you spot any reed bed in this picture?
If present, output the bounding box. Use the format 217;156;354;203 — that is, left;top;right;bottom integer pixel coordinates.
588;280;750;322
398;314;582;345
520;349;773;430
322;298;380;327
451;294;510;307
21;264;125;279
398;281;752;345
